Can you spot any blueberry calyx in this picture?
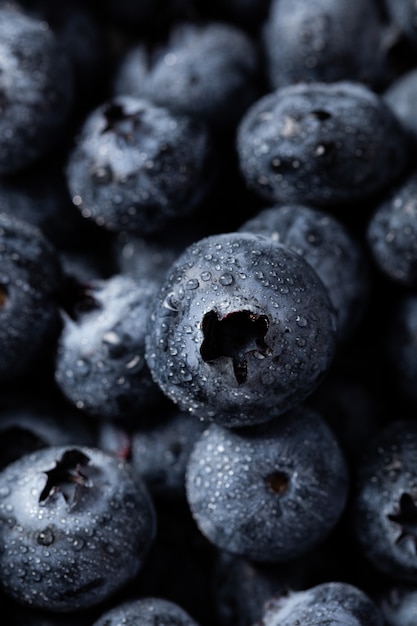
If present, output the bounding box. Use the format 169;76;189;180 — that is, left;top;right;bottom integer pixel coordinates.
266;470;289;495
387;492;417;550
102;102;140;141
0;285;9;309
200;309;270;384
39;449;92;508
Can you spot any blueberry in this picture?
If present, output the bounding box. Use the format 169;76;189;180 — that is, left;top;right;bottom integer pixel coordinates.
91;596;200;626
145;231;337;428
237;80;410;208
238;203;370;342
352;419;417;584
367;168;417;287
185;404;349;562
66;95;215;235
0;6;74;174
257;581;383;626
55;273;165;423
0;212;63;382
113;20;264;130
262;0;389;90
0;445;156;611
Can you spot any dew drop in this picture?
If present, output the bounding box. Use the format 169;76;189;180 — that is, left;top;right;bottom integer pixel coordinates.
219;273;234;286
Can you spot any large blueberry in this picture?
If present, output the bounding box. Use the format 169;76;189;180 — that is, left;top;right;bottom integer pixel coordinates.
113;20;263;130
145;232;337;427
237;80;410;208
185;405;349;562
0;445;156;611
66;95;215;235
55;273;165;422
262;0;389;90
352;419;417;584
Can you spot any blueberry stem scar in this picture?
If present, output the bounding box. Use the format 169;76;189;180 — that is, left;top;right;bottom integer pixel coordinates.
200;310;270;384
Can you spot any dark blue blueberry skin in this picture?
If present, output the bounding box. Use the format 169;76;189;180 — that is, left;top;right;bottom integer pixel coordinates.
0;445;156;612
352;420;417;584
145;231;337;428
0;6;74;174
113;20;264;131
257;581;383;626
66;95;215;235
237;80;410;208
384;68;417;138
92;597;200;626
378;585;417;626
55;273;165;423
185;405;349;562
367;169;417;288
0;212;63;382
262;0;389;91
238;204;370;342
130;406;206;501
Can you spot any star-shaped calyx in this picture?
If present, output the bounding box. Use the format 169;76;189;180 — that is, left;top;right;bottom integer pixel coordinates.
39;449;93;509
200;310;270;384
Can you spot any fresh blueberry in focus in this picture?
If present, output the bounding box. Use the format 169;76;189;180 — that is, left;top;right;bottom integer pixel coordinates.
367;169;417;288
352;419;417;584
0;212;63;382
130;406;206;501
378;585;417;626
185;404;349;562
66;95;215;235
0;6;74;174
238;204;370;342
256;581;383;626
113;20;264;131
262;0;389;90
237;80;410;208
145;231;337;428
55;273;165;423
0;445;156;612
91;596;200;626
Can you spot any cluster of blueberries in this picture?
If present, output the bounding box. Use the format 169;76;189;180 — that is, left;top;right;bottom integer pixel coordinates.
2;0;417;624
